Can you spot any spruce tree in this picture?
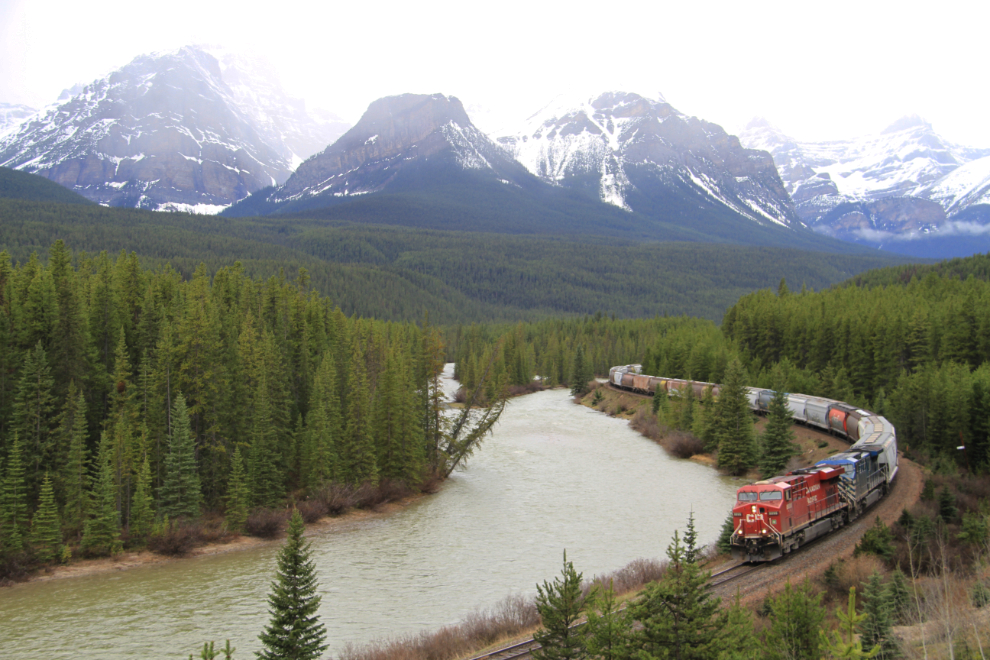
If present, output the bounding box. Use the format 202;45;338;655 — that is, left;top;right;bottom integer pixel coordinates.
61;390;91;539
759;367;796;477
715;359;755;475
859;572;897;660
584;580;630;660
717;593;760;660
823;588;880;659
225;447;250;533
341;347;378;485
532;551;586;660
763;580;826;660
885;568;911;625
257;509;328;660
249;373;283;508
716;513;735;555
161;393;202;519
1;436;29;554
628;530;724;660
81;435;122;556
128;456;155;544
30;472;63;563
304;353;340;489
570;345;592;397
12;341;56;492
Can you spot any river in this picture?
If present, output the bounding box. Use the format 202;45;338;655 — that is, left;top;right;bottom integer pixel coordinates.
0;370;741;659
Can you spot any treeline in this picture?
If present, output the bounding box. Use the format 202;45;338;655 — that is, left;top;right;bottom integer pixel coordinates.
0;197;908;324
0;241;501;573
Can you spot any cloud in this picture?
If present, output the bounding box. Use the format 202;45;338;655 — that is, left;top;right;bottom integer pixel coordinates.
851;220;990;243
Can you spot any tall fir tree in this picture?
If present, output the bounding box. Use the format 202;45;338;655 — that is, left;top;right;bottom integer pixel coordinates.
717;594;760;660
532;551;586;660
81;434;122;556
161;393;202;519
759;366;796;477
29;472;63;563
225;446;250;533
341;347;378;485
858;572;897;660
715;359;755;475
257;509;328;660
628;530;725;660
304;353;340;489
823;588;880;660
128;456;155;544
584;580;631;660
12;341;56;493
60;389;91;539
249;372;283;508
1;436;29;555
570;345;592;397
763;580;826;660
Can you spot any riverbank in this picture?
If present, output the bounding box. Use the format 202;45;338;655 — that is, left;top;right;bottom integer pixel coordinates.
17;493;427;586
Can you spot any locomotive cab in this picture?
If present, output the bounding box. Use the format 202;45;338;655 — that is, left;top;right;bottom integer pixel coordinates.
731;481;791;561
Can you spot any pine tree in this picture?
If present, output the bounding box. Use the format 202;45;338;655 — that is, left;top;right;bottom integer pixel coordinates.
533;551;586;660
716;513;735;555
715;359;756;475
628;530;724;660
683;511;700;564
859;572;897;660
885;568;911;625
128;456;155;543
341;347;378;485
257;509;328;660
30;472;63;563
304;353;340;489
584;580;630;660
249;373;284;508
161;393;202;519
1;436;29;554
823;587;880;659
570;345;592;397
763;580;826;660
760;367;796;477
61;390;91;539
81;435;122;556
225;446;250;533
12;341;56;492
717;593;760;660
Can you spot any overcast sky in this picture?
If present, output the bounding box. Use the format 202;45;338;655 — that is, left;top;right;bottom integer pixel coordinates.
1;0;987;144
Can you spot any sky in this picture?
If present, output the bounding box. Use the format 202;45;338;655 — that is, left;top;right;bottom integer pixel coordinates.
1;0;987;145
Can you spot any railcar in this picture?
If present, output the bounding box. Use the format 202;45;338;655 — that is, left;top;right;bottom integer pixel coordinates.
607;364;899;562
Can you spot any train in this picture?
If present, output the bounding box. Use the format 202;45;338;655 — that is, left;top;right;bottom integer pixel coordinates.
608;364;898;562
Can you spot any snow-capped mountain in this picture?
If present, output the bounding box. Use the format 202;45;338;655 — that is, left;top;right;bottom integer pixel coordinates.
499;92;799;229
0;103;36;137
739;116;990;235
0;46;349;213
270;93;530;205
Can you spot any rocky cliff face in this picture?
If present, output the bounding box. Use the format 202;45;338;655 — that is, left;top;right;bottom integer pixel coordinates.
499;92;800;228
0;47;349;213
739;116;990;226
0;103;36;137
273;93;526;204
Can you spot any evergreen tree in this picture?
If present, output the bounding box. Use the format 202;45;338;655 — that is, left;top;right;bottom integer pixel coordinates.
12;341;56;492
257;509;328;660
570;345;593;397
628;531;724;660
161;393;202;519
60;390;91;539
715;359;756;475
249;372;283;508
760;367;796;477
533;551;586;660
763;580;826;660
225;447;250;533
716;513;735;555
29;472;63;563
1;436;29;554
341;347;378;485
128;456;155;543
859;571;898;660
822;588;880;659
81;435;122;556
304;353;340;488
683;511;700;564
584;580;630;660
698;386;719;452
885;568;911;625
717;593;760;660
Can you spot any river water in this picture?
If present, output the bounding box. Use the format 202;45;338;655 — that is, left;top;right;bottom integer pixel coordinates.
0;371;741;659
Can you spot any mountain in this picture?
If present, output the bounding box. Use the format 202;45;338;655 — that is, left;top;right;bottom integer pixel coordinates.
0;46;349;213
739;116;990;254
0;103;36;136
498;92;800;230
0;166;94;205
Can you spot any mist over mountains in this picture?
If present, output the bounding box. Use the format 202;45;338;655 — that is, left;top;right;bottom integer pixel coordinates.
2;45;989;257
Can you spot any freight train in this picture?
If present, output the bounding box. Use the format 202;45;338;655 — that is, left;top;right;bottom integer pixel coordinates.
608;365;898;562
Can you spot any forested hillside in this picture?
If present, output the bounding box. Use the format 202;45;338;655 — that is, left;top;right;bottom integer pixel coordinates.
0;198;911;323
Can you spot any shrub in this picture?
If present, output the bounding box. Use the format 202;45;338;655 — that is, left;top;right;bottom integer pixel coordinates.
972;580;990;608
148;519;201;556
313;483;358;516
245;508;289;539
855;517;895;562
297;499;328;524
667;431;704;459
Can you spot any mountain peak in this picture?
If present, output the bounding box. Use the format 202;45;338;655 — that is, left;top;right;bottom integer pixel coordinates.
882;114;932;134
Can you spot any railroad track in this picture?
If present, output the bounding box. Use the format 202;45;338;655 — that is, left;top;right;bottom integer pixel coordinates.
466;561;760;660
